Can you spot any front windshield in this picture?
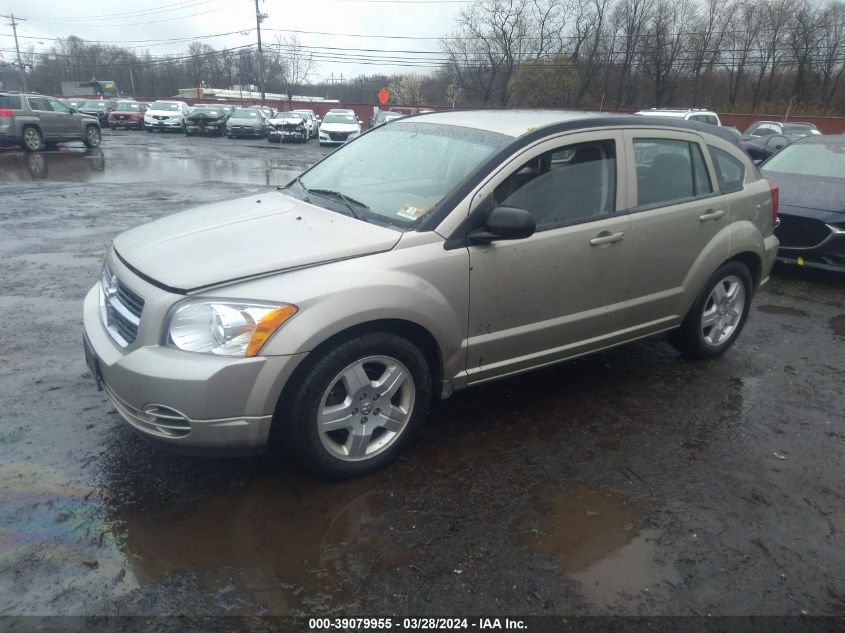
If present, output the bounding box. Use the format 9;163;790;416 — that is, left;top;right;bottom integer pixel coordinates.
83;101;109;108
763;142;845;179
115;102;141;111
324;113;357;124
151;102;181;111
278;113;301;120
295;122;510;227
231;110;259;119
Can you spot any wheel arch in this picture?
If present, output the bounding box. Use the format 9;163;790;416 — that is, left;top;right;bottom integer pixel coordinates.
727;250;763;289
269;317;444;446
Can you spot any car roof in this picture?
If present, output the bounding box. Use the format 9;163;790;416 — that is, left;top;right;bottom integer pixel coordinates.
792;134;844;146
404;109;607;137
152;100;183;104
397;109;739;144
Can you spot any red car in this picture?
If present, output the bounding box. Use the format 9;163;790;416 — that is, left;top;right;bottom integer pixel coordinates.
108;101;146;130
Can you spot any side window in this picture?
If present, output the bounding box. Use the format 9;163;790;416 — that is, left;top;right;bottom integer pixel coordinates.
493;140;617;229
50;99;71;114
633;138;712;207
708;147;746;193
27;97;53;112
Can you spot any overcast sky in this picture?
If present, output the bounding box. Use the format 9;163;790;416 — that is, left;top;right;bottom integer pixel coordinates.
1;0;464;80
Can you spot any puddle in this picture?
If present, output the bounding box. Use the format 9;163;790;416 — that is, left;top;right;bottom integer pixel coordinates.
830;315;845;338
0;147;302;187
757;304;809;317
117;471;415;614
523;486;679;607
0;463;133;614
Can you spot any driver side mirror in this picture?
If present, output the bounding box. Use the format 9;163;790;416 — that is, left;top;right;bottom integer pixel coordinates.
468;206;536;244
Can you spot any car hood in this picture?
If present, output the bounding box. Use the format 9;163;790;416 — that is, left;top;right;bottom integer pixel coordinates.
228;118;262;126
268;117;303;126
321;122;360;133
112;192;402;292
761;170;845;213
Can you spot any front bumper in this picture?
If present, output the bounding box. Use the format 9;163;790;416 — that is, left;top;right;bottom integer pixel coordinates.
82;279;307;452
145;118;183;129
775;211;845;271
110;116;143;128
227;126;265;138
268;127;304;140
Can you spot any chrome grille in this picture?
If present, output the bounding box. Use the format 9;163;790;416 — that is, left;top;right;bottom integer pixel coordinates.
99;262;144;347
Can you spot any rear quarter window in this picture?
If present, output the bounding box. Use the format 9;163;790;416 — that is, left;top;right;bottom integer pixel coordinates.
0;95;22;109
708;147;746;193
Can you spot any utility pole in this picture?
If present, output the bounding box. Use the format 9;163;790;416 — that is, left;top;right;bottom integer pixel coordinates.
254;0;267;103
1;13;28;92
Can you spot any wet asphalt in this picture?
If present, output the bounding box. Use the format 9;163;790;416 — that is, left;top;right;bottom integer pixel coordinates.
0;130;843;619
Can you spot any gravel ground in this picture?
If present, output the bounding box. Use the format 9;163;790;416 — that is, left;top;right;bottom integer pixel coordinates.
0;130;843;622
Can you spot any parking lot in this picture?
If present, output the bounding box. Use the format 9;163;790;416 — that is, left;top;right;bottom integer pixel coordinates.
1;129;843;619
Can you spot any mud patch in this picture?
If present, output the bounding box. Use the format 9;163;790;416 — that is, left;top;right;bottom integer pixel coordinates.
523;486;678;607
757;304;809;317
117;470;416;615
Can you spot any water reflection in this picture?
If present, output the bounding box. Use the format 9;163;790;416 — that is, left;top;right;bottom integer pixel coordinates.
0;149;105;181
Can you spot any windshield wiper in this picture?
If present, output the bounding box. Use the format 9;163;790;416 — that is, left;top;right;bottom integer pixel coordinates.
303;186;370;221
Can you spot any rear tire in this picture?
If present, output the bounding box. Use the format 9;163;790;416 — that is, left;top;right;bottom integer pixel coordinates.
21;126;43;152
83;125;101;148
280;332;432;479
669;261;753;359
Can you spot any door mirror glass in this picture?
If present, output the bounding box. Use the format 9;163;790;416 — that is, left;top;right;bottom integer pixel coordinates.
469;206;536;244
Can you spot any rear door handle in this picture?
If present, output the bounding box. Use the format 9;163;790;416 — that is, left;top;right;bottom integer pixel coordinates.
589;231;625;246
699;209;725;222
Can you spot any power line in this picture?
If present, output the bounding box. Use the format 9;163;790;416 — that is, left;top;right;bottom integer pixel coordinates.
25;0;216;22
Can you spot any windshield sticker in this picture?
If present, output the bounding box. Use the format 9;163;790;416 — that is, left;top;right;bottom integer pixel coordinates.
397;204;424;220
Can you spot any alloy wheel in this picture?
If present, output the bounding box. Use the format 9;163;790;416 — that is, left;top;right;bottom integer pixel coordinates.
701;275;745;346
23;128;42;151
317;355;415;462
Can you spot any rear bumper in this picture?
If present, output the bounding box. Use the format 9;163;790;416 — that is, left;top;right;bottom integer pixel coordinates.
83;284;307;452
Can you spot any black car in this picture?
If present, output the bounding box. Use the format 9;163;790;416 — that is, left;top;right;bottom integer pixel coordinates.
185;105;228;136
739;133;796;164
76;99;117;127
761;135;845;271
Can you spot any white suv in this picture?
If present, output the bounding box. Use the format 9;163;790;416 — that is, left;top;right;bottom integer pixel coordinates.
144;100;190;132
635;108;721;126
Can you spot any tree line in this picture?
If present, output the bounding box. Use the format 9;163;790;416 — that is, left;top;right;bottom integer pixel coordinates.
1;0;843;115
440;0;845;113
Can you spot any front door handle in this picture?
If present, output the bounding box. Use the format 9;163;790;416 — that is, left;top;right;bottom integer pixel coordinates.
589;231;625;246
699;209;725;222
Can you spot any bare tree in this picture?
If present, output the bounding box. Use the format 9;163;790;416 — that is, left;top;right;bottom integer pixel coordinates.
274;35;314;103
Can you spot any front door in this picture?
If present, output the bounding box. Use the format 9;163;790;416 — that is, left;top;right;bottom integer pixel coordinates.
466;130;631;384
47;98;78;137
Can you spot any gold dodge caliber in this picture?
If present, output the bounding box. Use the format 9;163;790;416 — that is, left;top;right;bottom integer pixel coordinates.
83;110;779;478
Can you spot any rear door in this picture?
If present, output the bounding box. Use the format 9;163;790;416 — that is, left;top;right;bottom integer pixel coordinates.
26;97;60;140
618;129;728;332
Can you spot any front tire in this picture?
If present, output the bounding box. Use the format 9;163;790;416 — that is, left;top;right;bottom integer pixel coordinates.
281;332;432;479
669;261;753;359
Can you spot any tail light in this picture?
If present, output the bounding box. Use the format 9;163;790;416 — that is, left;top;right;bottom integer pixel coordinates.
0;109;12;118
766;178;779;226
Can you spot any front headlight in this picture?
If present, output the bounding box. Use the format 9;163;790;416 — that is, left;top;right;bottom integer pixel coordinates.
167;300;297;357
